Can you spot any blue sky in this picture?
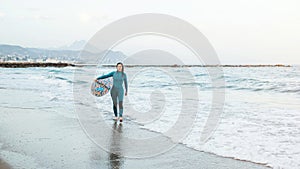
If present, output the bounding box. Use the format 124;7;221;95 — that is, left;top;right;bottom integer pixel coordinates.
0;0;299;64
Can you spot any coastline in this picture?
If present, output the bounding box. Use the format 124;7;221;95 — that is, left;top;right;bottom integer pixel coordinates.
130;125;272;169
0;62;292;68
127;119;272;169
0;62;75;68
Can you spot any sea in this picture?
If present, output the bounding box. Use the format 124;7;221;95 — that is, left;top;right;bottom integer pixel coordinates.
0;65;300;169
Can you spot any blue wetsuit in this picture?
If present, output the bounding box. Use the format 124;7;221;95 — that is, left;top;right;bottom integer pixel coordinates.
97;71;128;117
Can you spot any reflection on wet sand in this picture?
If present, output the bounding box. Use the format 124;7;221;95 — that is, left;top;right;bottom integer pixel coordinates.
0;159;11;169
108;122;124;169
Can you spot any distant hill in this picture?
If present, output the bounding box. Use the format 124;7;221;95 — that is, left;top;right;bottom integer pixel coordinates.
0;44;127;64
0;44;79;62
124;49;184;65
50;40;87;51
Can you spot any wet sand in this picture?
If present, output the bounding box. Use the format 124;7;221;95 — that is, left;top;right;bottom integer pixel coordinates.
0;159;11;169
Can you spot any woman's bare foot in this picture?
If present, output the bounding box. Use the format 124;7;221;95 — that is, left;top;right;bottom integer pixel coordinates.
114;117;118;121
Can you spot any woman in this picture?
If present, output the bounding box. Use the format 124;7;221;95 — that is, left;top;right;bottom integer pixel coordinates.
96;62;128;122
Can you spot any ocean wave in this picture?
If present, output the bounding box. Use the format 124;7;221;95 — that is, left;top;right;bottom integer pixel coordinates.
0;106;53;110
280;89;300;93
194;73;207;77
49;97;59;101
74;80;88;84
48;69;63;73
45;76;74;84
54;76;69;81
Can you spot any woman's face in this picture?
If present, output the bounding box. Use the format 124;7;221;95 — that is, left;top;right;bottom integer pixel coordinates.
116;64;123;72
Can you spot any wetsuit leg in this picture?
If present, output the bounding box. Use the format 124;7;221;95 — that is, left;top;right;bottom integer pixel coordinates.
110;88;118;117
113;105;117;117
118;89;124;117
119;101;123;117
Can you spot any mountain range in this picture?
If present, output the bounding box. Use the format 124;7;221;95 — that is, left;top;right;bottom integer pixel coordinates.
0;42;127;64
48;40;87;51
0;41;185;65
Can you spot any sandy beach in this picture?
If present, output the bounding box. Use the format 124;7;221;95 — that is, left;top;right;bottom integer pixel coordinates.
1;66;299;168
0;105;270;169
1;0;300;167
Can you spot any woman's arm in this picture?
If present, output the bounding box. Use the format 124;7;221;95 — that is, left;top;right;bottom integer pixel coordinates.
96;71;115;80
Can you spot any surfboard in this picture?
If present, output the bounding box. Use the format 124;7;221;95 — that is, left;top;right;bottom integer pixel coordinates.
91;78;113;97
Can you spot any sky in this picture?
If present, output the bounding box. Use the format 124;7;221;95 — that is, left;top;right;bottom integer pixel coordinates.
0;0;299;64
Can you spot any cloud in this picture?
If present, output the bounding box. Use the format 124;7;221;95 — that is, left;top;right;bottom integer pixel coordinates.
17;14;53;21
33;15;53;20
26;8;40;12
79;11;110;24
79;12;92;23
0;12;5;18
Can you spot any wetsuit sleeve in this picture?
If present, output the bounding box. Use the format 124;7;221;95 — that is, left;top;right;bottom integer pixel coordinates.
96;71;114;80
124;73;128;93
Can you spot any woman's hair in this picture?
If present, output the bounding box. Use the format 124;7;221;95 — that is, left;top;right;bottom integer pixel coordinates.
116;62;125;77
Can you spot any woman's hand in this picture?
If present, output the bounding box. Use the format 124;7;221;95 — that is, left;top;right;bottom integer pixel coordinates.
125;92;128;96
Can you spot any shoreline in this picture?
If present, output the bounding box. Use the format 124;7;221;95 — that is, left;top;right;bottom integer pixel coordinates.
178;143;272;168
187;147;272;168
0;106;271;169
0;62;292;68
134;122;272;169
103;64;292;67
100;118;272;169
0;121;271;169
